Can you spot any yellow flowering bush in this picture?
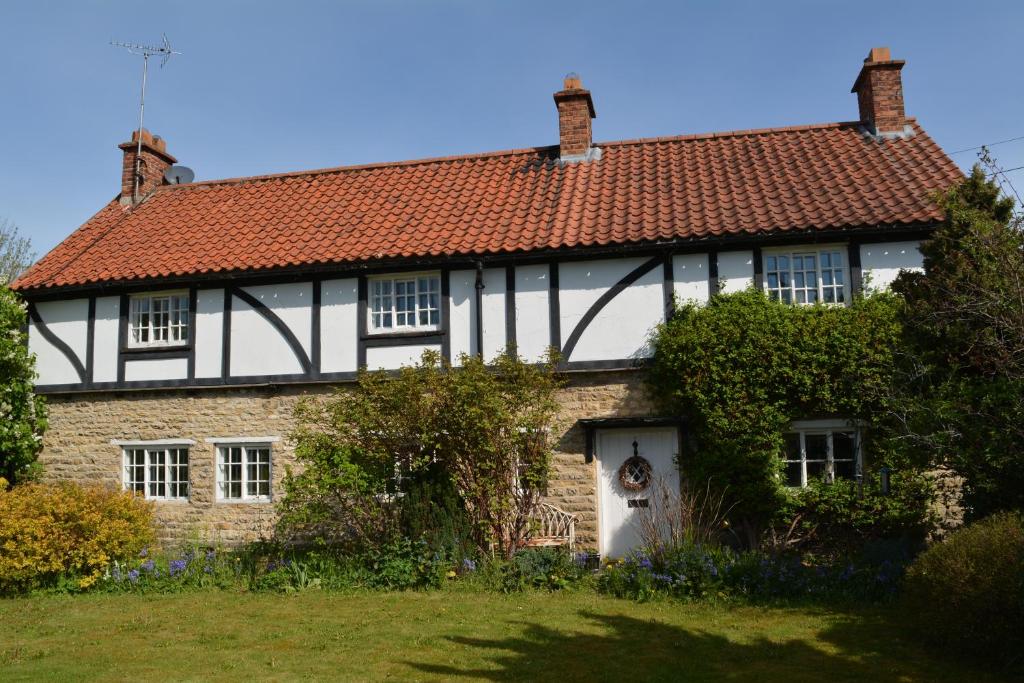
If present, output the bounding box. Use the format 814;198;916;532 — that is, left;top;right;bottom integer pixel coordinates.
0;482;154;593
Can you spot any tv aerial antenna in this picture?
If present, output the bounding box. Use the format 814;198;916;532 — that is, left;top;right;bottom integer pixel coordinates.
110;34;181;202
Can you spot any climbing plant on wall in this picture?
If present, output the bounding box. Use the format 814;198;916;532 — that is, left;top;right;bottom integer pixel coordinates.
646;289;929;547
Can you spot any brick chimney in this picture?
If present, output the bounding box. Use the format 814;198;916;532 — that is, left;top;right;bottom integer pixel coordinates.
851;47;907;136
118;129;176;205
553;74;597;161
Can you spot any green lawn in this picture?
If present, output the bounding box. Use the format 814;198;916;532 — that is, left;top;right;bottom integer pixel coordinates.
0;589;1008;682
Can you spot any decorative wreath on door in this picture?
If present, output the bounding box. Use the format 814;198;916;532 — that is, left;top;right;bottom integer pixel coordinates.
618;441;652;492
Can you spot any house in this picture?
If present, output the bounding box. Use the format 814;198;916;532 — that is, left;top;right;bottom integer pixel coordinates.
12;48;961;555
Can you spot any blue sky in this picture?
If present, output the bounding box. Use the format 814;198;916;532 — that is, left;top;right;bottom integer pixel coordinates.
2;0;1022;256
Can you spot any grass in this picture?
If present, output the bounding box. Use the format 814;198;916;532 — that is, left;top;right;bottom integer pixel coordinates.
0;589;1013;682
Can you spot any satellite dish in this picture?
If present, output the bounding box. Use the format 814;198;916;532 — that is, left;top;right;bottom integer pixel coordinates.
164;165;195;185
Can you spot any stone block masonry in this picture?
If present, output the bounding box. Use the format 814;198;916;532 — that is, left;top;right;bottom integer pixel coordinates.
40;370;656;548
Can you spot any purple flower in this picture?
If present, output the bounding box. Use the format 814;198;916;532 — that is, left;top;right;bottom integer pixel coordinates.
462;558;477;572
205;550;216;562
138;548;149;558
112;565;122;581
639;557;653;570
169;559;187;577
128;569;140;583
141;559;155;573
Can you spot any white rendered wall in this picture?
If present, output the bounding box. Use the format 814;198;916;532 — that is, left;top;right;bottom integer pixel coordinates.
320;278;358;373
230;283;312;376
672;253;710;305
718;251;754;293
124;357;188;382
860;241;924;292
481;268;507;362
365;344;441;370
449;270;475;363
194;289;223;379
514;264;551;363
30;299;89;385
559;258;663;362
92;296;120;383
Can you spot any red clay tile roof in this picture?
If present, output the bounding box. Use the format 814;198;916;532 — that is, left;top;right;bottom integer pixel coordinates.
13;119;961;292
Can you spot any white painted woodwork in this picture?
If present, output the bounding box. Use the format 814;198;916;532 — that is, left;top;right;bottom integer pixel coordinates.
481;268;507;362
92;296;120;382
718;250;754;293
513;264;551;363
860;241;923;292
194;289;223;379
365;343;442;370
559;258;663;362
672;253;709;305
596;427;680;558
124;357;189;381
448;270;475;363
320;278;358;373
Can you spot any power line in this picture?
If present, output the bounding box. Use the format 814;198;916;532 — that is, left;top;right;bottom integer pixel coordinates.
946;135;1024;154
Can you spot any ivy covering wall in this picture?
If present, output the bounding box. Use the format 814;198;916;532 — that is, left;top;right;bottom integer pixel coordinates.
646;290;932;548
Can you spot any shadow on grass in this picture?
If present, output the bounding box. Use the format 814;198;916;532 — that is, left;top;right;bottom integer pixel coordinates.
405;608;974;683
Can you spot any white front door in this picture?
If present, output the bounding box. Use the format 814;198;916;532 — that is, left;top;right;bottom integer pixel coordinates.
596;427;680;558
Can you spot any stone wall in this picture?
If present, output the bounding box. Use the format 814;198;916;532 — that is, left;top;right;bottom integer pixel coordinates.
39;369;655;548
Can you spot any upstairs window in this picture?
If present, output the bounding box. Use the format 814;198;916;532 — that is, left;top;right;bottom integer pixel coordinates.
764;249;847;305
780;422;860;488
369;274;441;332
123;447;189;500
129;292;190;347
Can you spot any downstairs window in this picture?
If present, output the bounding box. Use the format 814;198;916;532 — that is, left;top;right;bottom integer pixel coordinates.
780;421;860;488
123;447;190;500
216;444;272;502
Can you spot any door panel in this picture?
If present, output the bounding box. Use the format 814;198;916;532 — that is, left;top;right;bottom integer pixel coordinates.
596;427;679;558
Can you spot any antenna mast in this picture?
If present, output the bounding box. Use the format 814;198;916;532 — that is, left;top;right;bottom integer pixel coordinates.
110;34;181;203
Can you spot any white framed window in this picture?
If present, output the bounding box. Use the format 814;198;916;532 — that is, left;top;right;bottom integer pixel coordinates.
216;444;272;502
764;248;848;305
122;447;190;500
780;420;861;488
129;291;190;347
368;273;441;332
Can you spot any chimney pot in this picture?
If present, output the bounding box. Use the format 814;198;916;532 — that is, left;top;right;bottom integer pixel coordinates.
851;46;907;135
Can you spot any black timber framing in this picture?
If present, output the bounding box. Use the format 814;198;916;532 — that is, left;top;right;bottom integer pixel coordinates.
505;266;516;350
26;227;937;395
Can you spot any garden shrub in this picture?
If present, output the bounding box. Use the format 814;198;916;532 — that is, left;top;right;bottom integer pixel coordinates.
785;473;934;562
0;482;154;592
902;511;1024;664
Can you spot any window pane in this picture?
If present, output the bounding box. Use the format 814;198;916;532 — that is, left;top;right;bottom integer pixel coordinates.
834;459;856;480
784;461;802;487
148;450;167;498
805;434;828;461
806;459;827;481
766;256;777;271
783;433;801;460
833;432;855;461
